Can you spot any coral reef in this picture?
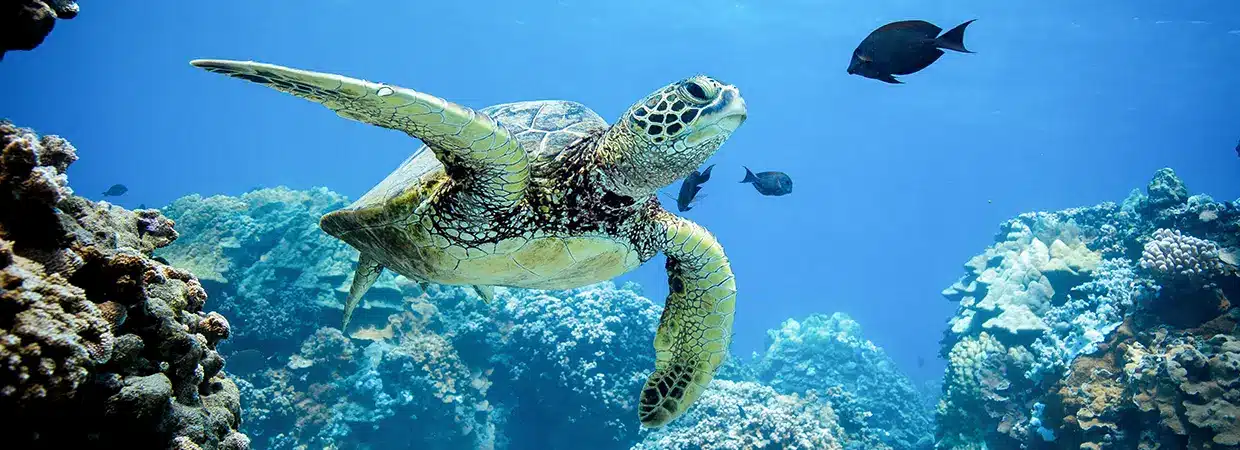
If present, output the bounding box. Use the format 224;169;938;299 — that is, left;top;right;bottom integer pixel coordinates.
159;185;943;450
158;187;406;355
631;380;846;450
756;313;933;450
236;281;662;450
935;168;1240;449
0;0;78;60
0;121;248;448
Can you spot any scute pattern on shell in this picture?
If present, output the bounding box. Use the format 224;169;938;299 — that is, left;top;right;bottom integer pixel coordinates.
341;100;608;214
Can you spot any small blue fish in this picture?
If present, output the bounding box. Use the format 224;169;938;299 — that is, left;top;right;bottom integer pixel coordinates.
848;19;976;84
672;164;714;212
102;184;128;197
740;166;792;196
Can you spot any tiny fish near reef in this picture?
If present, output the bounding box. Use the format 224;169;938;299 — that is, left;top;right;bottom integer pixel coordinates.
190;58;747;428
848;19;976;84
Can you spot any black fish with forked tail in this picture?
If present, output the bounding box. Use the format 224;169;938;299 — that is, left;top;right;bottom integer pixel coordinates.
848;19;976;84
740;166;792;196
102;184;128;197
669;164;714;212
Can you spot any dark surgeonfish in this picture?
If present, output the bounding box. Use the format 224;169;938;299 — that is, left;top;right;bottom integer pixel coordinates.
740;166;792;196
1235;139;1239;158
673;164;714;212
102;184;128;197
848;19;976;84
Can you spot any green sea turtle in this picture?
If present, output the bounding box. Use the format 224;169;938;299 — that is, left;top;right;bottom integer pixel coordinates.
189;59;746;427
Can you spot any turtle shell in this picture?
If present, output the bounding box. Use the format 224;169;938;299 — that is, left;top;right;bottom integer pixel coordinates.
328;100;607;223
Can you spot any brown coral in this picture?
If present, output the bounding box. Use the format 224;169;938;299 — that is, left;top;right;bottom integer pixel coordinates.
1050;313;1240;449
0;121;249;449
197;311;231;347
0;238;113;404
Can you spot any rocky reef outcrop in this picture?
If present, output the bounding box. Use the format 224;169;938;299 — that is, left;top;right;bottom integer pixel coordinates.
936;168;1240;449
751;313;934;450
0;121;249;449
0;0;78;60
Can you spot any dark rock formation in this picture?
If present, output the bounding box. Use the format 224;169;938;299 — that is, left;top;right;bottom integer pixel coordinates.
0;0;78;60
0;120;249;449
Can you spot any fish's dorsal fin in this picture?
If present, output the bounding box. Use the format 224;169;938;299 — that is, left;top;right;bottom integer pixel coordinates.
472;285;495;304
876;19;941;38
698;164;715;182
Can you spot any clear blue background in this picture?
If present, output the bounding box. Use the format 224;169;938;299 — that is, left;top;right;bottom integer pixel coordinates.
3;0;1238;381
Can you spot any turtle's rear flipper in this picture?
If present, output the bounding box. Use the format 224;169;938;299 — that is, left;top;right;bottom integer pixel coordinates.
472;285;496;304
190;59;531;214
638;213;736;428
342;253;384;331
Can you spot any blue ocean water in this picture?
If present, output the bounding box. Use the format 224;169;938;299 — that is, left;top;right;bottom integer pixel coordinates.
2;1;1239;447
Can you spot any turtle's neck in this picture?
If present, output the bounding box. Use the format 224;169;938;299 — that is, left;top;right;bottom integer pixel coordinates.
591;123;676;201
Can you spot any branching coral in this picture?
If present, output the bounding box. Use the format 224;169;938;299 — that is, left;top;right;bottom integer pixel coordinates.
0;121;248;449
631;380;846;450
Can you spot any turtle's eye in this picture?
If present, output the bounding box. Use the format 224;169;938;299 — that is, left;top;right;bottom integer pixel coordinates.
683;80;714;104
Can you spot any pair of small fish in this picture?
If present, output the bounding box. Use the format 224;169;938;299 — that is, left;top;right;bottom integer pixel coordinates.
670;165;792;212
847;19;976;84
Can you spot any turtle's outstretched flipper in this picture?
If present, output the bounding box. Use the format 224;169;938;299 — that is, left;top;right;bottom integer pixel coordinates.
638;212;736;428
342;253;384;330
190;59;530;212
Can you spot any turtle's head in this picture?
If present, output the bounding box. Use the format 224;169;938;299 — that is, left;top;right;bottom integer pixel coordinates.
596;75;746;200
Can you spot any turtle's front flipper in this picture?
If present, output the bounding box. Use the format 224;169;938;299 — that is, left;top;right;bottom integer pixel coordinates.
342;253;384;330
638;213;736;428
190;59;530;211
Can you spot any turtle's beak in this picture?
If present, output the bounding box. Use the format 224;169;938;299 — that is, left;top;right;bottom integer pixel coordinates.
713;87;747;132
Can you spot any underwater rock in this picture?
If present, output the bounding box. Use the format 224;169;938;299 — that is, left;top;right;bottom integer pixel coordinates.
0;121;248;449
756;313;933;450
1146;167;1190;209
631;380;846;450
0;0;78;60
935;168;1240;449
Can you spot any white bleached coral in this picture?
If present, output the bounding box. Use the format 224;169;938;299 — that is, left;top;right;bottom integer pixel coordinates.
1139;228;1225;285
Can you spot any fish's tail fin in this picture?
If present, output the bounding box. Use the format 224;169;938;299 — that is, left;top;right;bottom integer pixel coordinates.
699;164;715;182
936;19;975;53
740;166;758;184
